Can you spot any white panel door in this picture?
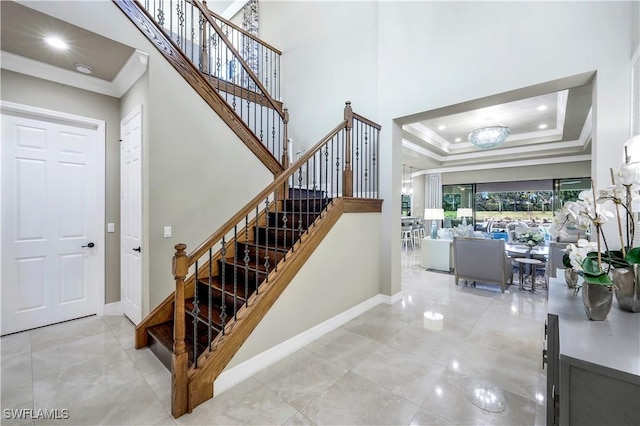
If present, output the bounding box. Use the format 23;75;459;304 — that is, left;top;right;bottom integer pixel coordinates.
120;106;143;324
1;113;100;335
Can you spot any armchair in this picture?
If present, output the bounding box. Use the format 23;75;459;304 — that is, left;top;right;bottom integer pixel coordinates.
453;237;513;293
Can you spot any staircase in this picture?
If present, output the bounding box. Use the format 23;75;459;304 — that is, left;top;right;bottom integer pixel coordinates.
114;0;383;418
143;189;330;372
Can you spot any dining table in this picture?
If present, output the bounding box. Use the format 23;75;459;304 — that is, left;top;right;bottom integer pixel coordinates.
505;243;549;291
504;243;549;257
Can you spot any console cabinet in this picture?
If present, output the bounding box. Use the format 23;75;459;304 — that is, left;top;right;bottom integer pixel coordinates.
545;278;640;425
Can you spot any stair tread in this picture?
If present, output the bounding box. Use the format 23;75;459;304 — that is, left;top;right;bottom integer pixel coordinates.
237;241;290;252
196;275;250;301
147;322;173;348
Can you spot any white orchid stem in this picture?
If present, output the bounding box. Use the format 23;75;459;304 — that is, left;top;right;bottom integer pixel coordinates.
610;168;626;257
591;179;603;270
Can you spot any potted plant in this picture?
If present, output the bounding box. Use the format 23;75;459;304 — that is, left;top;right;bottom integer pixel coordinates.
515;229;544;252
550;184;616;320
597;157;640;312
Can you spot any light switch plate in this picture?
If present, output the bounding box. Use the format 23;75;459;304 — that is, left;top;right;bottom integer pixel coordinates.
164;226;172;238
107;223;115;233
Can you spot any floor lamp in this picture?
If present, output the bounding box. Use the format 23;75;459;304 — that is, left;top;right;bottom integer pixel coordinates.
424;208;444;239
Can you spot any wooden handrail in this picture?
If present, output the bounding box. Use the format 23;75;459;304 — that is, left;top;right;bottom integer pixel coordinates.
187;119;348;264
352;112;382;130
199;0;282;55
192;0;284;119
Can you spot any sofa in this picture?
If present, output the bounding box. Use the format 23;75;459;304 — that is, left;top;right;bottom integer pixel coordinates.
453;237;513;293
421;238;454;272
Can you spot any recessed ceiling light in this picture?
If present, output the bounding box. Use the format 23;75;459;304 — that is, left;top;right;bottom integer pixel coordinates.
537;105;547;111
539;124;548;129
454;137;461;142
438;125;446;130
45;37;69;50
75;63;93;74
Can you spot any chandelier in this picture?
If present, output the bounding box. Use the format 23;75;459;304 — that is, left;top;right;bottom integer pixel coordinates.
468;119;510;149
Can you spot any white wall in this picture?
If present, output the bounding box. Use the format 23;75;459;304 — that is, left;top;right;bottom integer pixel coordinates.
259;1;379;149
261;1;636;296
225;212;381;369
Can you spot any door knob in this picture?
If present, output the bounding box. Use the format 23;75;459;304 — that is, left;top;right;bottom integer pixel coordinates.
133;247;141;252
82;242;95;248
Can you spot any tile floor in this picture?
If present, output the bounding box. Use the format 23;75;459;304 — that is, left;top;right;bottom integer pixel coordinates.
1;248;548;425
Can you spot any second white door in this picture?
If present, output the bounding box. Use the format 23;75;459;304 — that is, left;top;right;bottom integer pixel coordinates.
120;106;143;324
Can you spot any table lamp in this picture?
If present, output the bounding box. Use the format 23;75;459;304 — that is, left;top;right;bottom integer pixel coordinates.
457;208;473;226
424;208;445;239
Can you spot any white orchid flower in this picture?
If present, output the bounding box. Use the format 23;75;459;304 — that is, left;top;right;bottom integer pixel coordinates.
566;240;599;272
595;203;615;224
578;190;594;203
597;187;621;204
616;163;639;186
576;239;598;250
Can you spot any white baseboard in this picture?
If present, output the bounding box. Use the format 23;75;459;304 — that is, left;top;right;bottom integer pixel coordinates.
386;291;403;305
103;302;122;316
214;293;388;395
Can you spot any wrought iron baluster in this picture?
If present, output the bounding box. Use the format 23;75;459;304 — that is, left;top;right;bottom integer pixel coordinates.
243;216;250;307
331;137;335;197
264;50;269;94
190;4;195;63
255;205;260;295
176;0;183;47
208;248;212;348
313;154;318;220
233;226;238;320
306;159;310;229
298;166;303;242
157;0;165;26
192;260;200;368
260;97;264;143
169;0;173;40
324;146;329;200
263;197;270;284
220;238;227;335
274;189;279;270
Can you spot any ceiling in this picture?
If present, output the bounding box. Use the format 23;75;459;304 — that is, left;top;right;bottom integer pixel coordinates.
0;0;248;96
400;77;594;176
1;1;593;173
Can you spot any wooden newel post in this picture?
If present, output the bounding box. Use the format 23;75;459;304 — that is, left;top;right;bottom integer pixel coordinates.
343;101;353;197
172;243;189;417
282;108;290;198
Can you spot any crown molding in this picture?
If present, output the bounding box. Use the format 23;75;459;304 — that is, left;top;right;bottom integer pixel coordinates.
1;49;148;98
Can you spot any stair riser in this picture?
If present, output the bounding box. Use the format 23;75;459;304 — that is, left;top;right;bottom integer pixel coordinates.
254;227;303;248
196;280;249;311
147;330;172;371
283;199;330;213
288;188;326;199
220;262;268;285
236;243;288;264
267;212;318;228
